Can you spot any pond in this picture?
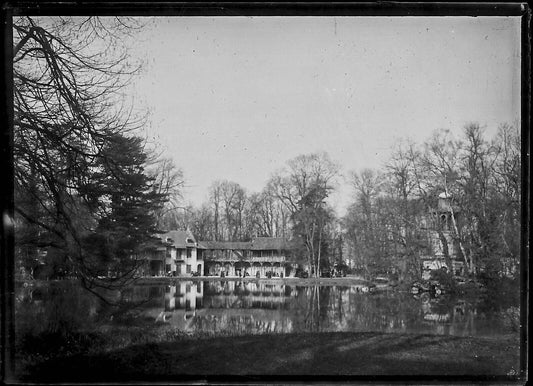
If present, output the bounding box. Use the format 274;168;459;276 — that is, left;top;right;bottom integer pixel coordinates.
15;279;519;341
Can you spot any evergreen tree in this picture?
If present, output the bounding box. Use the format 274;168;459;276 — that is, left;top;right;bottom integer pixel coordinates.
80;134;167;277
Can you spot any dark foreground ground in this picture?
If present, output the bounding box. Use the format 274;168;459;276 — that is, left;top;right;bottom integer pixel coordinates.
19;331;521;383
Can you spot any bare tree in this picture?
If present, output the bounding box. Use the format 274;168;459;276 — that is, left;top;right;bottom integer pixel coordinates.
418;130;470;273
218;181;247;241
147;157;185;229
246;187;290;238
12;16;158;288
384;141;431;281
269;152;340;276
208;181;224;241
455;123;498;273
344;168;384;279
343;124;520;282
491;123;521;273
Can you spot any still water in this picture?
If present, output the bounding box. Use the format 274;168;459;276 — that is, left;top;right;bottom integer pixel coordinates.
15;279;519;339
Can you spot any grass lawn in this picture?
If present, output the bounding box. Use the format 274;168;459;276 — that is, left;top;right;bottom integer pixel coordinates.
19;331;521;382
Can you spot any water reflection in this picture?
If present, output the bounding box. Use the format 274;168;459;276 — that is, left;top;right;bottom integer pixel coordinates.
16;280;518;339
204;281;293;309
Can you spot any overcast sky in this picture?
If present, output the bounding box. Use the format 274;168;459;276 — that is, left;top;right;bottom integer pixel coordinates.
125;16;521;215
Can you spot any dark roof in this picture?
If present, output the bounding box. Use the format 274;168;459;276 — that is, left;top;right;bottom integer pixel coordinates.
157;230;196;248
198;237;293;251
250;237;292;250
197;241;251;250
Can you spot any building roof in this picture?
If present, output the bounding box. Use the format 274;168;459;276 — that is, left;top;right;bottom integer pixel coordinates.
197;240;251;250
157;230;196;248
198;237;294;251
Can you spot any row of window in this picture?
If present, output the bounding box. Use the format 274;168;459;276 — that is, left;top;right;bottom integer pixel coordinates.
166;264;193;273
164;282;202;294
167;248;193;259
202;251;285;258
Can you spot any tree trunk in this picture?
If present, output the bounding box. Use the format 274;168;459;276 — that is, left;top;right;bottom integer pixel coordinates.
448;206;470;274
437;229;453;274
444;184;469;274
316;225;322;278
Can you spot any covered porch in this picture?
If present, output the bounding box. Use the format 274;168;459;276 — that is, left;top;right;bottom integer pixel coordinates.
205;261;291;278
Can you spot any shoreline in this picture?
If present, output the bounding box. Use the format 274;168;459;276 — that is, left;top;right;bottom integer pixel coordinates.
16;276;369;287
132;275;372;286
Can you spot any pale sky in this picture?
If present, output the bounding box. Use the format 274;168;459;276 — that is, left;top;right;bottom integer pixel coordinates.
124;16;521;215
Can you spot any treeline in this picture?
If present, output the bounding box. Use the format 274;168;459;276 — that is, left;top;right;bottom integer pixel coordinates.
12;17;521;284
161;123;520;282
12;16;343;282
13;17;184;285
159;180;290;242
159;152;344;277
343;124;521;281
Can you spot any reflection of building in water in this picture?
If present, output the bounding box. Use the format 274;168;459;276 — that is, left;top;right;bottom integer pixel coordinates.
138;283;203;328
420;298;482;336
149;281;295;335
203;281;295;309
125;282;512;338
198;237;299;278
164;282;203;311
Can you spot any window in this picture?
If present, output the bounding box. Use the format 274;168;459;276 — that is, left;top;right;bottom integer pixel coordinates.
187;248;192;259
186;264;191;273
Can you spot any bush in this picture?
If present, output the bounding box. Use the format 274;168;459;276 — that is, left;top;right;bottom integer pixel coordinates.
429;268;456;290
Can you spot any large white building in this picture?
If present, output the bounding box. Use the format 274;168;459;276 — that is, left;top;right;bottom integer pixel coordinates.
199;237;298;278
142;234;299;277
143;230;204;277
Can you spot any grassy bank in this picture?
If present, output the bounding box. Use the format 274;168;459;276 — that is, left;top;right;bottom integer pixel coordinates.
18;331;520;382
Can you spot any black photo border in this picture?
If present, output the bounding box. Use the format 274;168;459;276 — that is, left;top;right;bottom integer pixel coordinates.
1;2;529;384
